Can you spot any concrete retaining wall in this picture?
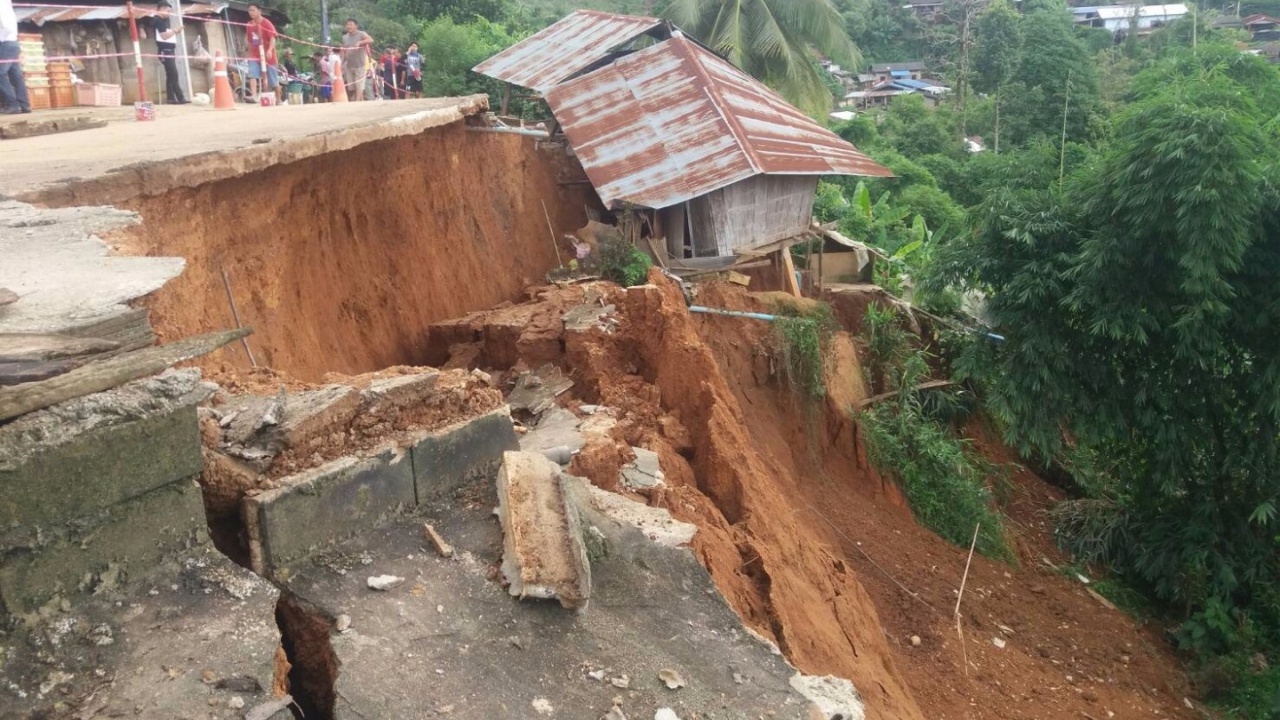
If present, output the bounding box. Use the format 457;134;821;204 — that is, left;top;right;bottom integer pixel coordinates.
245;407;519;580
0;477;207;615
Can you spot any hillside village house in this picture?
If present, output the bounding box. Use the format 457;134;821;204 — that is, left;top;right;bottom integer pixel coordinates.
1071;4;1188;34
474;10;892;261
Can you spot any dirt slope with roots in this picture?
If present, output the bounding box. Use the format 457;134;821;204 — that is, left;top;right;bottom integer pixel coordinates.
109;125;593;381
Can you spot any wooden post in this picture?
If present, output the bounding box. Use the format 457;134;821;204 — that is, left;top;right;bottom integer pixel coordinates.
780;243;801;298
803;236;813;296
818;235;825;293
500;85;511;116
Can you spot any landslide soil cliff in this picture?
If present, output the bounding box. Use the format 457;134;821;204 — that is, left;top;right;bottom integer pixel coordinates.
110;125;593;381
426;274;1199;720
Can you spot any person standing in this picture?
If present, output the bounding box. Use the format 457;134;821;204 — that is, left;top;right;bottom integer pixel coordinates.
311;50;329;102
244;2;278;100
278;46;297;102
0;0;31;114
340;17;372;101
149;2;187;104
403;42;422;99
380;46;397;100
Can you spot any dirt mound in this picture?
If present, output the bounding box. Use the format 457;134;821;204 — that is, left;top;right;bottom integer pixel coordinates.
428;273;1198;720
111;125;594;381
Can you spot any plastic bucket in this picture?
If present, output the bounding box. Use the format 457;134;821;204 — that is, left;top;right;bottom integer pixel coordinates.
134;101;155;121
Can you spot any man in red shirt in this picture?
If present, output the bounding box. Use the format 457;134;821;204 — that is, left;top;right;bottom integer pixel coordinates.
244;2;277;100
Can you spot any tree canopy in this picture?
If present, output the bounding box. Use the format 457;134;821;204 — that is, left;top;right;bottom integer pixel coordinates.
662;0;859;115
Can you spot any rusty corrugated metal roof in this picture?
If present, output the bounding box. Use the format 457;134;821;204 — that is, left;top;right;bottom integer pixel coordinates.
16;3;226;24
472;9;664;93
543;32;893;210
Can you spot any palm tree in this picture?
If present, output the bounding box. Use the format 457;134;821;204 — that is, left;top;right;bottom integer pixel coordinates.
661;0;859;116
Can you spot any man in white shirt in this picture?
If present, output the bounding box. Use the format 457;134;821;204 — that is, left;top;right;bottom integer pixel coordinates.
0;0;31;114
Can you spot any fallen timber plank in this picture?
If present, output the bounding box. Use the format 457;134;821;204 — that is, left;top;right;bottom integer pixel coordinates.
0;359;80;386
0;333;120;363
0;328;250;422
857;379;958;409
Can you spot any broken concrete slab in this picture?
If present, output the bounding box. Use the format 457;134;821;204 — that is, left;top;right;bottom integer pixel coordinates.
360;371;441;410
0;546;283;719
410;406;519;500
219;384;362;462
497;451;592;609
507;364;573;416
0;369;208;529
574;478;697;548
244;445;415;580
0;475;207;616
562;302;618;332
621;446;666;490
266;473;817;719
0;201;182;348
790;674;865;720
519;405;587;459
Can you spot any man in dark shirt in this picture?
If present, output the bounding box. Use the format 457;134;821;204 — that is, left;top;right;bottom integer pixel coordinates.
149;2;187;104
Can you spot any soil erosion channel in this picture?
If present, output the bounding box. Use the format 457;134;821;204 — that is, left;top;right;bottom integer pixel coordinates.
93;127;1197;720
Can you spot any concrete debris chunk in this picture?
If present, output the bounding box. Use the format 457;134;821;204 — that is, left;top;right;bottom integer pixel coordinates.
788;674;864;720
601;706;628;720
507;364;573;416
532;697;554;716
244;696;294;720
361;371;441;410
575;479;697;547
610;674;630;689
658;668;686;690
562;302;617;332
620;447;665;490
654;709;681;720
366;575;405;591
496;451;592;610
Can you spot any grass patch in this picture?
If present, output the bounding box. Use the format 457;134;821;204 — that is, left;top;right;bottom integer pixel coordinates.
862;388;1013;561
770;301;838;401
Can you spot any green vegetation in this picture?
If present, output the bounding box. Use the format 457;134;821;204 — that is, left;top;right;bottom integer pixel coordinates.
860;306;1010;560
594;237;653;287
770;301;839;401
664;0;860;115
924;44;1280;718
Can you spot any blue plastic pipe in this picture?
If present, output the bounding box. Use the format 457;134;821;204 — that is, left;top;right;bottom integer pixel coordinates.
688;306;779;322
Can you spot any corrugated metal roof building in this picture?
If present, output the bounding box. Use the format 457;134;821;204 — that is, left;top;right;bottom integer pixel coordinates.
475;12;891;259
15;1;287;104
472;10;668;94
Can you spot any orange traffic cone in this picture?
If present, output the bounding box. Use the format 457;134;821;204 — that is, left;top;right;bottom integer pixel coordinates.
213;51;235;110
331;56;348;103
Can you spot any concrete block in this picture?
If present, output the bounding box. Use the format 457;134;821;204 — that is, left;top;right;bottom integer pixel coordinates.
0;476;207;615
360;372;440;410
410;406;519;500
245;446;415;580
0;370;206;529
220;384;361;453
496;451;591;610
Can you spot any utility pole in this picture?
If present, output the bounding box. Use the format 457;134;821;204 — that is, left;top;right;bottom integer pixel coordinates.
1059;70;1070;185
321;0;331;44
170;0;193;102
